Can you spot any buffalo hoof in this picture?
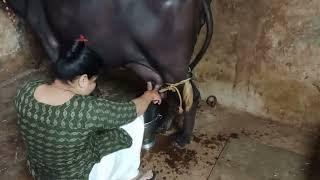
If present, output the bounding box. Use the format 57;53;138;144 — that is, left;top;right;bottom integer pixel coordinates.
174;133;191;148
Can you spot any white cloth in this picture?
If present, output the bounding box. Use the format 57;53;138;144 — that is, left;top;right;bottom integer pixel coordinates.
88;116;145;180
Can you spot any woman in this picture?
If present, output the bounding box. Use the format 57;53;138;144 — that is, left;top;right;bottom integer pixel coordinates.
15;37;160;180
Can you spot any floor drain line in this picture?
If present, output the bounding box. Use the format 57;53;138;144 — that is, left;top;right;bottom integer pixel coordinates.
206;137;230;180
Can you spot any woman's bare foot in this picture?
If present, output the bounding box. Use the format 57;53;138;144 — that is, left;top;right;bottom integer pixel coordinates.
132;170;154;180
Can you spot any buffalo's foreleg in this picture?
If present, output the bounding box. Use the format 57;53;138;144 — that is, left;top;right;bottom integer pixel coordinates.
176;81;201;147
26;0;59;61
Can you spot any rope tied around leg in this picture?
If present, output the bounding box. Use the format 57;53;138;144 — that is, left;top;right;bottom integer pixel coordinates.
159;78;192;114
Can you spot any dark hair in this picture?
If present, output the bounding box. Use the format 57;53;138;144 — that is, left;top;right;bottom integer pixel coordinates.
53;41;103;81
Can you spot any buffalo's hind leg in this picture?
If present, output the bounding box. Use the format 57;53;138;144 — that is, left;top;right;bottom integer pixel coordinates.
175;81;201;147
161;92;179;132
127;0;202;147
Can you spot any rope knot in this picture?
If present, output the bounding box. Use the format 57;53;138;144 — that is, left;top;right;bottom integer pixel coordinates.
159;78;192;114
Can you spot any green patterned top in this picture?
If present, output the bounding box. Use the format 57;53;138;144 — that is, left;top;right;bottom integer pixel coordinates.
14;80;137;180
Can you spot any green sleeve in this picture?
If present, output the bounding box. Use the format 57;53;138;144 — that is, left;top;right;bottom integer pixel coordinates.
84;96;138;129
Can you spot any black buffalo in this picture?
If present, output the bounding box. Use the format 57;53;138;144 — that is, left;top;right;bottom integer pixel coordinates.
7;0;213;146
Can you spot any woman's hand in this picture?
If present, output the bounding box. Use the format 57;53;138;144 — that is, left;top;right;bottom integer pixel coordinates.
132;82;162;116
142;82;162;105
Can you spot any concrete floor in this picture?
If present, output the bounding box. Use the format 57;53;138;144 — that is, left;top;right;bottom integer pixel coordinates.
140;103;320;180
0;68;320;180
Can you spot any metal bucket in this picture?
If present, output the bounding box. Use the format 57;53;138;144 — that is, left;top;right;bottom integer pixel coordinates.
142;105;162;150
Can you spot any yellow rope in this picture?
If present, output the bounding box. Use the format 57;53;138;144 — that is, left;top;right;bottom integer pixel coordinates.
159;78;191;114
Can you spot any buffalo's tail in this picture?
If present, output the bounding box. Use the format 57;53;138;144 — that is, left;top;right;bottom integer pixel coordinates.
189;0;214;71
